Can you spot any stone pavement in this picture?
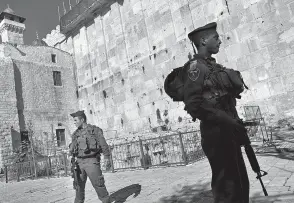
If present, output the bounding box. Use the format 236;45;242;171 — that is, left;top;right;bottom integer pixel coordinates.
1;132;294;203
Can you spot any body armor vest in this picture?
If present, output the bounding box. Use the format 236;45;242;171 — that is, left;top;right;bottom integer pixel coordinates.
71;125;101;157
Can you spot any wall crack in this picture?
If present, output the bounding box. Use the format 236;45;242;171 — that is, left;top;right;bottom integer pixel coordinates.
225;0;230;15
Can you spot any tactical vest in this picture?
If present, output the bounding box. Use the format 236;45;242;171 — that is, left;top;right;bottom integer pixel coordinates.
71;124;101;157
164;59;248;102
203;64;247;98
222;68;249;98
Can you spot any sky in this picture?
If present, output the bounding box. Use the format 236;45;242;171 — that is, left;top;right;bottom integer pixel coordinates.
0;0;76;44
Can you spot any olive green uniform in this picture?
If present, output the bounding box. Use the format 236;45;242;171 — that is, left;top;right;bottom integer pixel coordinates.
183;55;250;203
164;22;250;203
70;124;111;203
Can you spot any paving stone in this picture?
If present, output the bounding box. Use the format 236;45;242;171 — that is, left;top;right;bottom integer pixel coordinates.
1;136;294;203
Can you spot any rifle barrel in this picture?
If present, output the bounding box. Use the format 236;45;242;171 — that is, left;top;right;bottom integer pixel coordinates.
257;173;268;196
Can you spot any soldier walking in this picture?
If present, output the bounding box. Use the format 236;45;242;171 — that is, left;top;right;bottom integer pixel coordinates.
165;22;250;203
69;110;111;203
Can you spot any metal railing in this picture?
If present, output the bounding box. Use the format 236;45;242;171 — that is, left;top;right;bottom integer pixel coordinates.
1;106;271;183
2;130;205;183
2;154;70;183
243;106;272;143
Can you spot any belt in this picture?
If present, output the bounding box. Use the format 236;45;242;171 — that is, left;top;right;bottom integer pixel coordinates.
77;153;99;159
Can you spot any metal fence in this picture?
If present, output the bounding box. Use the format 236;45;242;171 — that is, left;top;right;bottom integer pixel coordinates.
2;154;70;183
2;130;205;183
242;106;272;143
1;106;272;183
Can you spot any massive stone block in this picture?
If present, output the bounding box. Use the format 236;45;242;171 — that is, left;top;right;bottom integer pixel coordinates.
43;0;294;140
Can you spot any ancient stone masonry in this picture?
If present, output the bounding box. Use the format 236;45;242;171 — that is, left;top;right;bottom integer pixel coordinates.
0;57;19;168
0;42;79;168
45;0;294;140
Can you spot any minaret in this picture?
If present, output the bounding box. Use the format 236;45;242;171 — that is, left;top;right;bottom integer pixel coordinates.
0;5;26;45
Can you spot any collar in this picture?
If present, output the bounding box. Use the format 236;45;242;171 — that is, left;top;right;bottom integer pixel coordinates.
195;54;216;62
78;123;88;130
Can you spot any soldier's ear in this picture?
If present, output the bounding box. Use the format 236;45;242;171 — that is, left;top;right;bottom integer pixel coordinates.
200;37;206;46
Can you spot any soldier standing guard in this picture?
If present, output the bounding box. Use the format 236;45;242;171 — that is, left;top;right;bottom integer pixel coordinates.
165;22;250;203
69;110;111;203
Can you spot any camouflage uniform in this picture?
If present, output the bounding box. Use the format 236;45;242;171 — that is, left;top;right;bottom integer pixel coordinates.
70;111;111;203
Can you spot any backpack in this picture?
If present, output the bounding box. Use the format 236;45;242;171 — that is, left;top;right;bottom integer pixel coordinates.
164;66;185;102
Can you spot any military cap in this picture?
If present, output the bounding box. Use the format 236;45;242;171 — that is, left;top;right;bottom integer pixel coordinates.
70;110;85;117
188;22;217;41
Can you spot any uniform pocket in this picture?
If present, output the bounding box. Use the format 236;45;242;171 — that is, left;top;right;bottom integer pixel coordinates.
88;134;99;150
77;137;87;150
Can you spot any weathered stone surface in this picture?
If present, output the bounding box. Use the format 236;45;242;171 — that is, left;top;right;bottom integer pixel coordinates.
41;0;294;144
0;42;78;168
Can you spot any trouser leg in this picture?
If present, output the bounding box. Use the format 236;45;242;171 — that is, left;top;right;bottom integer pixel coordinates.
202;138;250;203
74;168;87;203
84;161;110;203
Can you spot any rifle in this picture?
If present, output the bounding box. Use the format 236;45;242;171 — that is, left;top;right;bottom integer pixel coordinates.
236;120;268;196
244;144;268;196
71;156;81;190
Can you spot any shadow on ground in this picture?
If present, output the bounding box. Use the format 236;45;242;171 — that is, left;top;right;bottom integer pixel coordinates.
158;182;214;203
253;130;294;161
110;184;141;203
251;191;294;202
256;150;294;161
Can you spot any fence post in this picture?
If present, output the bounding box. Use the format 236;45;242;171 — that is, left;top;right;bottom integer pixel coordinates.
46;158;49;179
48;156;52;177
56;156;60;178
29;161;31;176
109;145;115;173
17;163;20;182
63;153;68;176
30;161;34;179
178;132;188;165
139;138;147;169
5;165;8;183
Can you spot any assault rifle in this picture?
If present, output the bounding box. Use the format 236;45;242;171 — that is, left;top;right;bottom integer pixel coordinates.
71;156;81;190
236;120;268;196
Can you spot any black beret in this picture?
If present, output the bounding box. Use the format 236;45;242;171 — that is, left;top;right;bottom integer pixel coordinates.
188;22;217;41
70;110;85;117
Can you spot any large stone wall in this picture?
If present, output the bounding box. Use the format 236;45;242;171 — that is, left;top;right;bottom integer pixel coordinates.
0;44;78;167
0;56;19;167
46;0;294;139
10;45;78;152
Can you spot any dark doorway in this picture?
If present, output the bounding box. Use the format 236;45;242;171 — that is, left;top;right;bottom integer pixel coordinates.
56;129;65;147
